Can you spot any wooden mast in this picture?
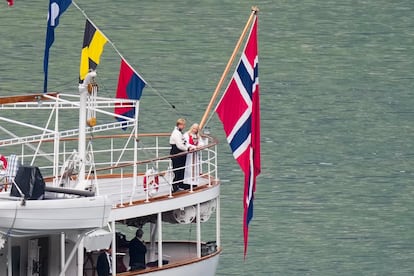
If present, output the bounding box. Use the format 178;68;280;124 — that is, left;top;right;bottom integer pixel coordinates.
199;6;259;130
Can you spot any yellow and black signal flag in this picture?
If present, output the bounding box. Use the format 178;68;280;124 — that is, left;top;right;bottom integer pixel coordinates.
79;19;108;83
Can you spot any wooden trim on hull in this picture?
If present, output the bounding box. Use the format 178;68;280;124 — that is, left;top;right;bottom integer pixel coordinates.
114;177;220;209
117;247;222;275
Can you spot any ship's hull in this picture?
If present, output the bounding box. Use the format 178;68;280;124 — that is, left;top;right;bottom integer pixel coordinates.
125;251;220;276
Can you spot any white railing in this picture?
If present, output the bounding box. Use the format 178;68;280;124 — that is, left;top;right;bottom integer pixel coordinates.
0;93;218;201
0;132;219;203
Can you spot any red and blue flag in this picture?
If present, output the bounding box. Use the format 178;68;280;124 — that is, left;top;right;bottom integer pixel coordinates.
215;16;260;256
115;58;146;121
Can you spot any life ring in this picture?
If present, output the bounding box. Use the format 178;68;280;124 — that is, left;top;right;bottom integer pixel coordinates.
0;155;7;192
143;169;159;194
0;155;7;170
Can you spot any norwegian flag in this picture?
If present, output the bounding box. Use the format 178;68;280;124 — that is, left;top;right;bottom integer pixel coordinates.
216;16;261;256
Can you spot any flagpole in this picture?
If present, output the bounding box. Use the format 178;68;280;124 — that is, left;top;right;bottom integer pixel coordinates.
199;6;259;130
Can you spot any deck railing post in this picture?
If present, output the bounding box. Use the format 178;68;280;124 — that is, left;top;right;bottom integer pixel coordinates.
216;196;221;249
110;138;114;174
197;203;201;258
157;212;163;268
168;162;173;198
21;144;24;166
77;236;84;276
156;136;159;169
208;148;211;187
214;144;218;180
120;168;124;207
53;97;59;183
60;232;65;272
7;235;12;276
133;107;139;202
111;220;117;276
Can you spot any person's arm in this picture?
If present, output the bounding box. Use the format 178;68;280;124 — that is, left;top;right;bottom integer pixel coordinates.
172;130;190;151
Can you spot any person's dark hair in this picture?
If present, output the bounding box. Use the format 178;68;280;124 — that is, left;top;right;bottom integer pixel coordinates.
136;228;143;238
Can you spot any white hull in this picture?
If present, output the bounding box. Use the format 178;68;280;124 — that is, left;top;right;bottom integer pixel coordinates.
130;252;220;276
0;195;111;237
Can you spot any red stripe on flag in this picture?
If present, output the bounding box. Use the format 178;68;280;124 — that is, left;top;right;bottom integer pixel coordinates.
115;59;134;116
215;79;248;137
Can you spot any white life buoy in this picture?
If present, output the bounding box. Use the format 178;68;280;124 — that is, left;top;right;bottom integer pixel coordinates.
0;155;8;192
0;155;7;170
143;168;159;196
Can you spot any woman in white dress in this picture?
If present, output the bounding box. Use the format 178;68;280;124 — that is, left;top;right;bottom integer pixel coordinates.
183;124;204;187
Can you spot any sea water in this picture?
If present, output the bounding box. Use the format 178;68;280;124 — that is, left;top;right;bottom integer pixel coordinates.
0;0;413;275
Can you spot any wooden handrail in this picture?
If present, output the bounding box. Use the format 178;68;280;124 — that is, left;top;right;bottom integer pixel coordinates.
0;93;59;104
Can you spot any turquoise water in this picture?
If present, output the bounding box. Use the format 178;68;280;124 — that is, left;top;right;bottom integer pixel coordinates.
1;0;414;275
